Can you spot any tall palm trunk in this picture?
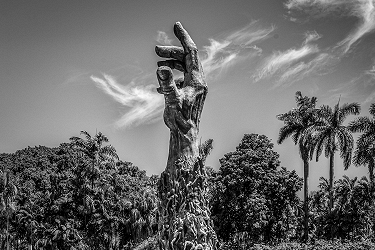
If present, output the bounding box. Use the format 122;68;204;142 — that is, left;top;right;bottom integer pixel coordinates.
328;152;335;239
329;152;335;211
369;159;374;207
369;158;374;185
302;154;309;243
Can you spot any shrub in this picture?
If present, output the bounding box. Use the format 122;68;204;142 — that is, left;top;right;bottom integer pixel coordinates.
218;240;375;250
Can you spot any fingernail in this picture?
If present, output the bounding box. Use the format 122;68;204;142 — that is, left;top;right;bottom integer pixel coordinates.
157;67;170;80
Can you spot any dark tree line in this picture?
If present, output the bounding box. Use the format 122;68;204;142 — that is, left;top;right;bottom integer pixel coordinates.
0;132;158;250
1;97;375;249
277;92;375;244
210;134;302;247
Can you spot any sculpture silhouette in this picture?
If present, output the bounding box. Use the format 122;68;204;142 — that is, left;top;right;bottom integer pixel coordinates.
156;22;217;250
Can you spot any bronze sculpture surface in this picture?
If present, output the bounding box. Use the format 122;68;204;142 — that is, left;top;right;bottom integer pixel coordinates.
156;22;217;250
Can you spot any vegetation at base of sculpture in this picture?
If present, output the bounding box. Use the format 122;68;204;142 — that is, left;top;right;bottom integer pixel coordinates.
155;22;218;250
1;125;375;249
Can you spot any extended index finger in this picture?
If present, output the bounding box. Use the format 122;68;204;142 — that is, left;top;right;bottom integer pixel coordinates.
174;22;197;53
155;46;184;61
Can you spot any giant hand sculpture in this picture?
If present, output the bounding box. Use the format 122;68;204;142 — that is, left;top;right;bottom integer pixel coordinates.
155;22;217;250
156;22;207;171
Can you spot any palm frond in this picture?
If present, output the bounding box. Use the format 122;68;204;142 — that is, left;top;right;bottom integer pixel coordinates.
348;116;373;133
80;130;92;142
277;125;297;144
318;105;332;118
318;177;329;191
337;128;354;169
338;102;360;124
313;132;327;162
99;145;119;161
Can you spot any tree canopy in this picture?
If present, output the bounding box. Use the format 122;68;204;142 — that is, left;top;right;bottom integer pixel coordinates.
0;140;158;249
210;134;303;244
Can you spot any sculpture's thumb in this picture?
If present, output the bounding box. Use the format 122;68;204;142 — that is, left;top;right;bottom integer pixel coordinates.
156;66;175;93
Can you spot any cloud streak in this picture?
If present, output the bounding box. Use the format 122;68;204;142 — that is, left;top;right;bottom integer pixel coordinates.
303;30;321;44
90;74;163;128
201;21;274;76
254;31;325;85
278;53;335;86
156;31;173;45
255;44;319;82
365;65;375;78
254;29;341;87
326;66;375;105
285;0;375;53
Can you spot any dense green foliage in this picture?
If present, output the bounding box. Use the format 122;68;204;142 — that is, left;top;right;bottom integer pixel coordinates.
218;239;375;250
1;98;375;250
210;134;303;243
309;176;375;240
0;134;158;249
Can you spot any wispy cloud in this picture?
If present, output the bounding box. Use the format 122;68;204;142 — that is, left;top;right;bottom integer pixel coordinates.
327;67;375;105
156;31;173;45
278;53;334;87
303;30;321;44
338;0;375;53
90;74;163;128
365;65;375;78
62;70;91;85
253;29;340;87
285;0;345;11
255;44;319;82
201;21;274;76
201;39;238;75
285;0;375;53
363;91;375;104
354;64;375;105
254;30;323;84
326;76;359;102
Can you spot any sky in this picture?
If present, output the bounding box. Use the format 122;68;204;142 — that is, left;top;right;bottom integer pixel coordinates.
1;0;375;191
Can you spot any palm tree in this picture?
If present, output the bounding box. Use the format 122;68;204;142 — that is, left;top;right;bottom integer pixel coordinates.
349;103;375;184
70;131;119;188
277;91;318;243
0;171;18;250
310;100;360;211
